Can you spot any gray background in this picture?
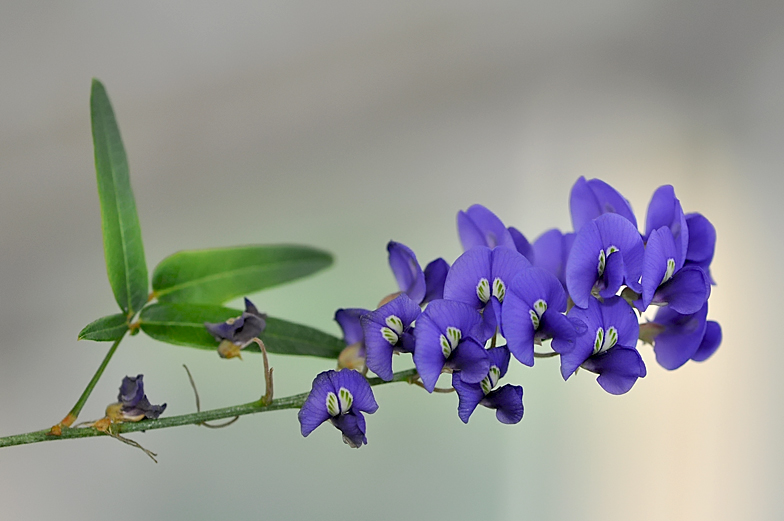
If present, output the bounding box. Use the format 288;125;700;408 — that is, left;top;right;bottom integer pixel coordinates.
1;2;782;520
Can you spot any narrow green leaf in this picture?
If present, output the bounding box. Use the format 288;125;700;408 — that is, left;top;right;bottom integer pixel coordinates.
151;245;333;304
91;79;148;315
139;303;345;359
78;313;129;341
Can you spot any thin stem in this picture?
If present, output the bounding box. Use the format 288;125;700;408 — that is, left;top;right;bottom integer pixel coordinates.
183;365;239;428
50;332;126;434
533;351;559;358
0;368;419;449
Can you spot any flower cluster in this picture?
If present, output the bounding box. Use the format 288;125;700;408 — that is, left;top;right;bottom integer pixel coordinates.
300;177;721;446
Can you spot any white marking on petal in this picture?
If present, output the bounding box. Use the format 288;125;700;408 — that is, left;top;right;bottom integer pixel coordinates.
326;392;340;416
476;278;490;303
529;309;540;330
380;326;399;345
529;298;548;330
597;249;606;277
593;327;605;355
661;258;676;285
440;327;462;359
492;277;506;303
593;325;618;354
385;315;404;335
338;387;353;413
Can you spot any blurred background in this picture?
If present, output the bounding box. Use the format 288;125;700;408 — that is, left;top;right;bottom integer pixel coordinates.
1;2;782;519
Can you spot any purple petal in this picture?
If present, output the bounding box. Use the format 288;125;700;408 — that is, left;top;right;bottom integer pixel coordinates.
644;185;689;267
599;296;640;348
330;412;368;448
452;373;485;424
651;303;708;370
335;308;370;346
457;204;516;251
641;227;679;309
446;338;491;384
481;384;524;424
387;241;426;304
540;310;578;351
532;229;572;289
565;220;604;308
685;213;716;264
652;265;711;315
595;213;645;293
598;248;625;299
559;300;604;378
118;374;145;406
361;294;421;380
581;346;646;395
487;345;511;378
500;290;536;366
508;226;535;262
570;177;637;232
443;246;492;309
423;258;450;304
692;320;721;362
331;368;379;413
298;371;335;437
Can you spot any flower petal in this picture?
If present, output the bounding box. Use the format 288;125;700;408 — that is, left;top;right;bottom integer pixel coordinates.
570;176;637;232
582;346;646;395
651;303;708;370
423;258;450;303
452;373;485;424
692;320;721;362
653;265;711;315
458;204;515;250
387;241;426;304
335;308;370;346
298;371;335;437
481;384;524;424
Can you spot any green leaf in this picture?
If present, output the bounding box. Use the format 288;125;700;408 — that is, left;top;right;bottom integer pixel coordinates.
78;313;129;341
151;245;333;304
91;79;148;316
138;303;345;359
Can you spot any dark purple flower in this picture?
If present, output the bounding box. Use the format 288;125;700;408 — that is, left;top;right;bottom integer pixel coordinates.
413;299;490;392
639;227;710;314
531;228;575;291
570;176;637;232
360;294;421;380
555;297;645;395
298;369;379;448
644;303;721;370
116;375;166;421
566;213;645;309
501;267;576;366
204;298;267;358
684;212;717;284
457;204;517;251
443;245;532;339
451;346;524;424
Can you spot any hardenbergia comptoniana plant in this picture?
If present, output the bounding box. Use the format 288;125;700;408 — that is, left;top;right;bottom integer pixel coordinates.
0;80;722;459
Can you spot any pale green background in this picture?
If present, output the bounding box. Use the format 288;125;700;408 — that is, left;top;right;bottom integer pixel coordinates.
1;2;782;520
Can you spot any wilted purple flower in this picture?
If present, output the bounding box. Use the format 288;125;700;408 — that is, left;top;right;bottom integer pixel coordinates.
555;297;646;395
413;299;490;392
298;369;379;448
501;267;576;366
642;302;721;370
360;294;421;381
115;375;166;421
204;298;267;358
566;213;645;309
570;176;637;232
443;245;532;339
451;346;523;424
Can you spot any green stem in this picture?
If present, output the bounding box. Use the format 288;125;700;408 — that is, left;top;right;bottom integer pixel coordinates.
54;333;126;430
0;368;418;449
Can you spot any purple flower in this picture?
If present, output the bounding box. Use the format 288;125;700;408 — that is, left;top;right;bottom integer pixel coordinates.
387;241;449;305
451;346;524;424
360;294;421;380
555;297;646;395
335;307;371;370
643;185;689;261
501;267;576;366
531;228;575;291
569;176;637;232
298;369;379;448
116;375;166;421
413;299;490;392
443;245;532;339
639;227;711;314
566;213;645;309
457;204;517;251
204;298;267;358
643;303;722;370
